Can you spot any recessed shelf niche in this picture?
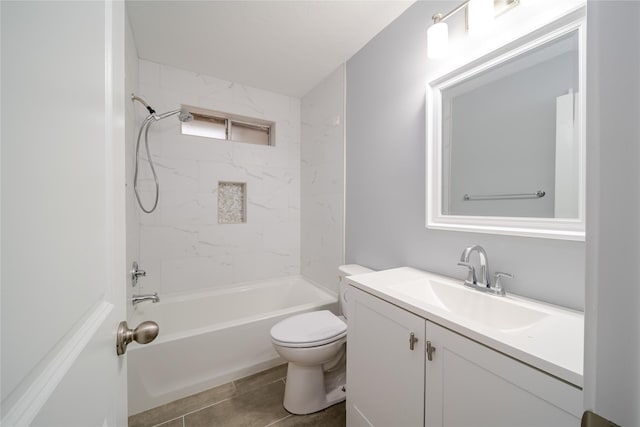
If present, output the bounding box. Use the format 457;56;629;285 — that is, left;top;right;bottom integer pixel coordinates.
218;182;246;224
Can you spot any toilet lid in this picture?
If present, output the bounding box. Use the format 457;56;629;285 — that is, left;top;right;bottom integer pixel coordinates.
270;310;346;347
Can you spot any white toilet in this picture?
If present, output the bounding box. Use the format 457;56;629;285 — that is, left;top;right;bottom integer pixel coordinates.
270;264;372;415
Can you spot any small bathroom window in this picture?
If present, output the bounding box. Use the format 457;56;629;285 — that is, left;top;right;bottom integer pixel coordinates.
218;182;246;224
182;113;227;140
230;120;271;146
181;105;273;146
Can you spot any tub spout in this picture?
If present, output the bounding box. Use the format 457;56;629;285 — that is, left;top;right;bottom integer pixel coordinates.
132;292;160;306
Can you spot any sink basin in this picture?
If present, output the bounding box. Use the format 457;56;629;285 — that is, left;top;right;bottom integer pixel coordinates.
389;277;549;331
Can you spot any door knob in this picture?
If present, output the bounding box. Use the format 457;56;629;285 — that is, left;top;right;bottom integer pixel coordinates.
116;320;159;356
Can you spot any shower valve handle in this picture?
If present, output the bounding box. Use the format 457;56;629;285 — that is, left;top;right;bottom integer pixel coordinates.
131;261;146;286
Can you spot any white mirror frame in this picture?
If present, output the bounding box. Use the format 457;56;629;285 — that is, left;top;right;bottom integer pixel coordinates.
426;17;586;241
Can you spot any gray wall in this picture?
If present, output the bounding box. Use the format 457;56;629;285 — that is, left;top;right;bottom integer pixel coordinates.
345;1;585;310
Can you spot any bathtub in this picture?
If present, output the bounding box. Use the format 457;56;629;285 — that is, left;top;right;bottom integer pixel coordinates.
127;275;337;415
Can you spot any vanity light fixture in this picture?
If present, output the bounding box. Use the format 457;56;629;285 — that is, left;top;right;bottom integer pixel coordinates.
468;0;495;37
427;19;449;59
427;0;520;59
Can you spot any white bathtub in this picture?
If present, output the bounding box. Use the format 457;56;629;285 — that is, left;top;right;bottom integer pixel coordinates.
127;275;337;415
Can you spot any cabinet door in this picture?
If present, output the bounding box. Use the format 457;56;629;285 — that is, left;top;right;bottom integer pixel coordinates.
425;321;582;427
347;286;425;427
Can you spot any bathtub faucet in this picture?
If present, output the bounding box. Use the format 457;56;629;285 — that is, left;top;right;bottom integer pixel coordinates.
132;292;160;306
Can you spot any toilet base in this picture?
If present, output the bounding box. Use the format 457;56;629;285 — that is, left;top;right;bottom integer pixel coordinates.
283;362;346;415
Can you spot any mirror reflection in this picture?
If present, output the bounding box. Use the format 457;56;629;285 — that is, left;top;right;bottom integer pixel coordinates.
441;31;580;218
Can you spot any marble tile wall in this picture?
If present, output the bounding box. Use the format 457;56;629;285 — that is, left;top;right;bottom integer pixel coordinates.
300;65;345;294
135;59;301;295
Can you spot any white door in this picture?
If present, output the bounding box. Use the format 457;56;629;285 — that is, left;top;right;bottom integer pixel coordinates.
1;1;128;426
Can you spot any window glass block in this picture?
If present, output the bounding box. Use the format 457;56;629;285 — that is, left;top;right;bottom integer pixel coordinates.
230;120;270;145
182;113;227;140
181;104;273;146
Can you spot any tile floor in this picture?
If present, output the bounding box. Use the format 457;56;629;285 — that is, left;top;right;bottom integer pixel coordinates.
128;364;346;427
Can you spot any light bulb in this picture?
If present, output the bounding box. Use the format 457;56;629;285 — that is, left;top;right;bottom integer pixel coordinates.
427;22;448;59
468;0;494;37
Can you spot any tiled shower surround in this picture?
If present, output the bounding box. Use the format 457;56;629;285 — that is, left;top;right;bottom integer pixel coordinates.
301;65;345;294
134;59;301;295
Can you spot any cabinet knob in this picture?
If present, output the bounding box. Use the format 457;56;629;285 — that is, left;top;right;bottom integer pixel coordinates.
409;332;419;350
426;341;436;361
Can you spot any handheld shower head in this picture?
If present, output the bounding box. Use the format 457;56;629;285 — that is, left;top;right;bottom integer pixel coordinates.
179;110;193;122
153;109;194;122
131;93;156;114
132;99;195;214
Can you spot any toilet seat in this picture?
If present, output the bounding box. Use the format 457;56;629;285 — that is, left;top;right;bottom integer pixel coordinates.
271;310;346;348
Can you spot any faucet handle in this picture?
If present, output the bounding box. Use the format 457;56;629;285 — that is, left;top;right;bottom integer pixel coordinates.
457;262;477;285
131;261;146;287
492;272;513;295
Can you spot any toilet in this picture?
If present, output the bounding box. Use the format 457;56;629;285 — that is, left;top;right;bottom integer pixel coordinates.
270;264;373;415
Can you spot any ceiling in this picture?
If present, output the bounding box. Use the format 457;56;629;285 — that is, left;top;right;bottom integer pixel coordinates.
126;1;414;98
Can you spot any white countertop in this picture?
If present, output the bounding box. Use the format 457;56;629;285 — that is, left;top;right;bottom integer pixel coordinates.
346;267;584;388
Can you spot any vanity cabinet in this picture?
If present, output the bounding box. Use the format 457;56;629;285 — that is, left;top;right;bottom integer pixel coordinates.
346;285;582;427
346;286;425;427
425;321;582;427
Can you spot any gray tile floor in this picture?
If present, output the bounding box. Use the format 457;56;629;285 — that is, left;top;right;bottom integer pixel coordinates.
128;364;346;427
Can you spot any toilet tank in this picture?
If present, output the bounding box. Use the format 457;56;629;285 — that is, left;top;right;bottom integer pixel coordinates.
338;264;373;319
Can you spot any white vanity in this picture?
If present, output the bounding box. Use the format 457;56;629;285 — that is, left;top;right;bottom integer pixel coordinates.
345;267;583;427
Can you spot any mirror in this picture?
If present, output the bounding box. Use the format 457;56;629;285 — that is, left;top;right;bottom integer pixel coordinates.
427;19;585;240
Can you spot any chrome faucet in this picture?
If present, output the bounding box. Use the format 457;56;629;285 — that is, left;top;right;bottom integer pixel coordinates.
457;245;512;296
132;292;160;306
459;245;491;287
